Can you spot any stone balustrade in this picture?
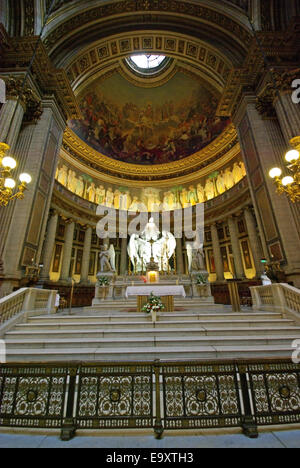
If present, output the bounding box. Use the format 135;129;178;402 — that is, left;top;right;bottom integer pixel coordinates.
250;283;300;321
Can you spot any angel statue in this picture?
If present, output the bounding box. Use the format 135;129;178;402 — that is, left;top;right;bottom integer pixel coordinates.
99;244;115;272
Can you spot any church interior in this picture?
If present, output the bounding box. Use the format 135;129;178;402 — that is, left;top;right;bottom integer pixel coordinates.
0;0;300;447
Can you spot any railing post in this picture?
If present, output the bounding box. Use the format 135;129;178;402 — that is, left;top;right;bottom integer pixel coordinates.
153;360;164;439
47;290;57;315
61;366;77;441
238;364;258;439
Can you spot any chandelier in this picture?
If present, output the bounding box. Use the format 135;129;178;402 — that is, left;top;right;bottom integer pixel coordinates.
0;0;57;207
269;146;300;203
0;143;32;206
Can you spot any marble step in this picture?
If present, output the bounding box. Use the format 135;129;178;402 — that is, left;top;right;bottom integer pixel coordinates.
4;344;294;362
15;318;295;330
27;312;284;323
5;334;300;349
6;325;300;340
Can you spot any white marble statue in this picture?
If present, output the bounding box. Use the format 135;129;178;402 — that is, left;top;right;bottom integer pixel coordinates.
99;245;115;272
128;219;176;273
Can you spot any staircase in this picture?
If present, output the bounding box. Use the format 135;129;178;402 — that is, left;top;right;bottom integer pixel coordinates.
4;297;300;362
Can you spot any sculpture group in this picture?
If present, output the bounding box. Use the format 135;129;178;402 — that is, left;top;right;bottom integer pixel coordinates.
56;161;246;211
128;218;176;273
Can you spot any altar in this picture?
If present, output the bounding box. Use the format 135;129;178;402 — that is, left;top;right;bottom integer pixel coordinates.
125;285;186;312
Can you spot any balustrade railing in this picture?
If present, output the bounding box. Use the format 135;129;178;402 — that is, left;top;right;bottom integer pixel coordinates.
1;359;300;441
250;283;300;319
0;288;57;334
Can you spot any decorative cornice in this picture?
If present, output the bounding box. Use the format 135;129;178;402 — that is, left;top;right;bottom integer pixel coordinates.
63;123;238;182
1;37;81;121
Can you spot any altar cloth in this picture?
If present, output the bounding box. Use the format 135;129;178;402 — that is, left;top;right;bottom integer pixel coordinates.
125;285;186;298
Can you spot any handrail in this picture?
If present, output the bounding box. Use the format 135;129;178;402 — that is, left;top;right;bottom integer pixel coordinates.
250;283;300;321
0;287;57;336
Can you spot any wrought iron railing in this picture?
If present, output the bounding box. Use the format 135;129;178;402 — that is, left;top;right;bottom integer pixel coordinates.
0;359;300;441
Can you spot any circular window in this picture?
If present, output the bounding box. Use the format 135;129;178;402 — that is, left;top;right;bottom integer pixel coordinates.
125;54;171;76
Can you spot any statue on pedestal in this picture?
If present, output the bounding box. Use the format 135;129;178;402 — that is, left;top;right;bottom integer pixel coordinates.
99;244;115;272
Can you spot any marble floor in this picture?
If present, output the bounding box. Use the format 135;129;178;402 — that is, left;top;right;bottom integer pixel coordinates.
0;430;299;448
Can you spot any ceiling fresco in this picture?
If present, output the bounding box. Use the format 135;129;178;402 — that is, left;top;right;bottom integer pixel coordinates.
68;70;231;165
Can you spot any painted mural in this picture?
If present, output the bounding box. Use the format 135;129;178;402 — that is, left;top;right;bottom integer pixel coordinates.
68;72;231;165
55;159;246;210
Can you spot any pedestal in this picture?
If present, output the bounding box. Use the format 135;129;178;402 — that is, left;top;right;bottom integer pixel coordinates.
92;272;115;305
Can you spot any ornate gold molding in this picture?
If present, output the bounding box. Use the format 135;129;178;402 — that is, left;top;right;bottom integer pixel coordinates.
63;123;237;181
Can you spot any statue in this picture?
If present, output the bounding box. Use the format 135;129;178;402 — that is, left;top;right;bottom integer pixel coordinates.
142;217;160;241
186;244;206;272
99;245;115;272
128;219;176;273
108;244;116;271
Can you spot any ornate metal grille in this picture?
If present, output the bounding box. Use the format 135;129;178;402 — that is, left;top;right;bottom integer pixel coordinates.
0;359;300;440
247;361;300;425
76;364;153;430
0;365;68;428
161;363;242;430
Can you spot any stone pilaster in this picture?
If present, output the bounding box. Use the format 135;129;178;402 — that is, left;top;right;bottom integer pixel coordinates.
234;95;300;286
0;98;25;149
176;237;184;274
40;210;59;280
244;207;264;277
120;236;128;275
227;216;245;279
211;223;224;281
80;226;92;283
60;220;75;281
273;89;300;143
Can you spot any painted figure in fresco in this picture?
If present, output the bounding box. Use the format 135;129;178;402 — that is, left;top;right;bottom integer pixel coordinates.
232;162;244;184
96;185;106;205
105;187;114;207
197;183;205;203
180;188;190;208
216;171;226;195
57;165;68;186
188;186;198;206
126;191;132;210
67;169;75;192
239;161;246;177
129;196;140;212
114;190;121;210
75;176;84;197
224;167;235;190
70;73;231;165
204;178;215;200
87;182;96;203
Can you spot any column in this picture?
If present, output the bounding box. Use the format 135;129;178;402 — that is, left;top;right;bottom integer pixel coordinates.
227;216;245;279
120;236;128;275
0;99;65;293
176;238;184;274
234;95;300;286
80;226;92;283
60;220;75;281
40;210;59;280
273;89;300;143
211;223;224;281
0;96;25;150
244;207;264;277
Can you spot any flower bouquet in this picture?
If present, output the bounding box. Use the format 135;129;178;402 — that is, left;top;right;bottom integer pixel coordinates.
142;293;165;322
97;276;110;286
